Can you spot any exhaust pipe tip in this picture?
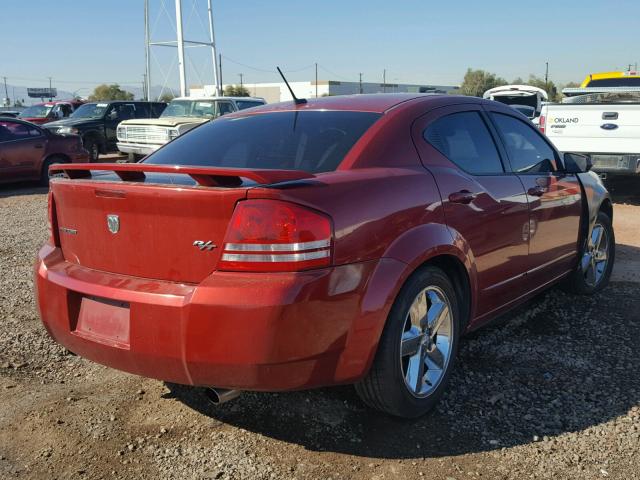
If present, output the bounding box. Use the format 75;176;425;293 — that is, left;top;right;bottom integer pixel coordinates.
204;387;242;405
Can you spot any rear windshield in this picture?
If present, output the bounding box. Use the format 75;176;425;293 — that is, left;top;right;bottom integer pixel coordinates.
145;111;381;173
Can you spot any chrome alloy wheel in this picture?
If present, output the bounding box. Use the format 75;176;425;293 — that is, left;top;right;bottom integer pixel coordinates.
400;286;453;398
582;223;610;287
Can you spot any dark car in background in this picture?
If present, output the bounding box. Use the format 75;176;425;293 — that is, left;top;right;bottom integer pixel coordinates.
44;101;166;161
0;110;20;118
0;118;89;185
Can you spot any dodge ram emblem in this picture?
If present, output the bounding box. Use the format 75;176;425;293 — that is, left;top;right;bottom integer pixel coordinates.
107;214;120;234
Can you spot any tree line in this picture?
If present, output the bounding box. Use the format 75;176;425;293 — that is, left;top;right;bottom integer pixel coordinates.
86;74;579;102
85;83;251;102
459;68;580;101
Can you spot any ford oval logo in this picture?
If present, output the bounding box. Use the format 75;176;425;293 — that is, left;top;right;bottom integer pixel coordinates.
601;123;618;130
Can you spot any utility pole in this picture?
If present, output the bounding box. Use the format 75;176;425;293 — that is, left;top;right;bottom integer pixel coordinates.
144;0;151;100
206;0;220;96
359;73;363;94
315;62;318;98
544;62;549;85
383;69;386;93
219;53;223;95
48;76;53;101
142;73;147;100
239;73;243;89
175;0;187;97
628;64;633;72
2;77;8;107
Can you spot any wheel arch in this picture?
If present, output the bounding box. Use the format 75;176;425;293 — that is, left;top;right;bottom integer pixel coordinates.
335;225;477;384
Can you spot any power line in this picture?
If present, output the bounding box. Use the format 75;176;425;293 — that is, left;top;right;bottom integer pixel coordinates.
220;55;314;75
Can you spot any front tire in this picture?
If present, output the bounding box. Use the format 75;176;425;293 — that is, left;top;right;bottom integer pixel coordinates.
83;137;100;162
563;210;615;294
355;266;460;418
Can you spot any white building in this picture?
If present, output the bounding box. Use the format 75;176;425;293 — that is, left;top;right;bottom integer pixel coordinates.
190;80;459;104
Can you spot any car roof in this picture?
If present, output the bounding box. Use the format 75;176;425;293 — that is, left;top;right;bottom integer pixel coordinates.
174;96;265;102
231;93;486;115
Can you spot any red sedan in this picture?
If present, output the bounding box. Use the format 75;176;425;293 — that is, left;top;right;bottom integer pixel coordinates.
35;94;614;418
1;118;89;185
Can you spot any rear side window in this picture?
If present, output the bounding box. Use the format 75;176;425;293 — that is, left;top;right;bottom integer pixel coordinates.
424;111;504;174
235;100;265;110
491;113;558;173
145;111;381;173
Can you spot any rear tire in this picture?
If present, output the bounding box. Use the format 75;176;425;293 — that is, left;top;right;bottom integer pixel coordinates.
355;266;460;418
39;156;66;187
562;210;615;294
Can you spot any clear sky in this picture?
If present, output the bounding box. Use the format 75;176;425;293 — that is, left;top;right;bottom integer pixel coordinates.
1;0;639;94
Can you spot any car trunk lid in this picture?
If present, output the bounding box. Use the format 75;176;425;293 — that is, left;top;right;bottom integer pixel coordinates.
49;163;314;284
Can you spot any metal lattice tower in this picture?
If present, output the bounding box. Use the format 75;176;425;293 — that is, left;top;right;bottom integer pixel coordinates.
144;0;221;99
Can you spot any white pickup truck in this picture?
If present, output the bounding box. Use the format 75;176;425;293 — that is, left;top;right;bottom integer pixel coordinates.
540;73;640;177
116;96;265;160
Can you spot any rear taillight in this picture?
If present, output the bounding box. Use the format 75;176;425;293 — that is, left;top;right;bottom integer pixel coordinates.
538;115;546;134
47;191;60;247
219;199;332;272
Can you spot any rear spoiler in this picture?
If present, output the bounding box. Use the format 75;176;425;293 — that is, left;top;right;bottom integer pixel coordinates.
49;163;315;187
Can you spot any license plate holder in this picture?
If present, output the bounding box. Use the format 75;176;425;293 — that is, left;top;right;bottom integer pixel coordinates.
73;296;131;349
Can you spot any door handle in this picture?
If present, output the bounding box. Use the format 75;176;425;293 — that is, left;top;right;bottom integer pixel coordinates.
527;185;547;197
448;190;476;204
34;144;44;149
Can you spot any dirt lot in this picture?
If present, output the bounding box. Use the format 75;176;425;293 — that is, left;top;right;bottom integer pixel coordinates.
1;178;639;480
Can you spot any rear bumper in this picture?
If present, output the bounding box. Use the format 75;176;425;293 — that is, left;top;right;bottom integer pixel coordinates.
35;244;404;390
586;153;640;175
116;142;161;156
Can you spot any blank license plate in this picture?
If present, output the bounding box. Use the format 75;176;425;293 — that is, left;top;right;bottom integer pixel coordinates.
73;296;131;349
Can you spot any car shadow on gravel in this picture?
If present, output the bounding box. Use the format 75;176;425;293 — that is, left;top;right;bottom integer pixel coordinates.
168;282;640;459
0;183;48;198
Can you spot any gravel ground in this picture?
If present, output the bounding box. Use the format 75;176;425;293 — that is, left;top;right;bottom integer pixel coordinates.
0;179;639;480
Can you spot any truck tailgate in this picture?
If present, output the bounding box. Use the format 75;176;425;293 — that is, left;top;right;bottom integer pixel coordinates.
544;104;640;154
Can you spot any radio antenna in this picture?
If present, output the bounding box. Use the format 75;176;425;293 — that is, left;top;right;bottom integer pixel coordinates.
277;66;307;104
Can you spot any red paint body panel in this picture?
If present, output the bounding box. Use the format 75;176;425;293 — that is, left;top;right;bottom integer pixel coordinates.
35;94;586;390
0;118;89;184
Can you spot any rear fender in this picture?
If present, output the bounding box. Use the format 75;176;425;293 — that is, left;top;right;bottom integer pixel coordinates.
335;222;477;383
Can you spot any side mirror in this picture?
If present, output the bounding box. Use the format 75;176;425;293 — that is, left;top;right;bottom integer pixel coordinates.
108;110;118;121
564;152;593;173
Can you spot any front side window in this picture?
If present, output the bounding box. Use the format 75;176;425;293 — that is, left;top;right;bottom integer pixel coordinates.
491;113;558;173
145;110;381;173
424;111;504;174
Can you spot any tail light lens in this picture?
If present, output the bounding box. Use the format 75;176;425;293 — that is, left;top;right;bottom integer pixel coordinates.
47;191;60;247
538;115;546;134
219;199;332;272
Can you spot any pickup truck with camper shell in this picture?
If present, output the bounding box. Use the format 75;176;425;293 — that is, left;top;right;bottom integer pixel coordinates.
539;71;640;177
116;96;266;160
44;101;166;162
36;93;614;418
